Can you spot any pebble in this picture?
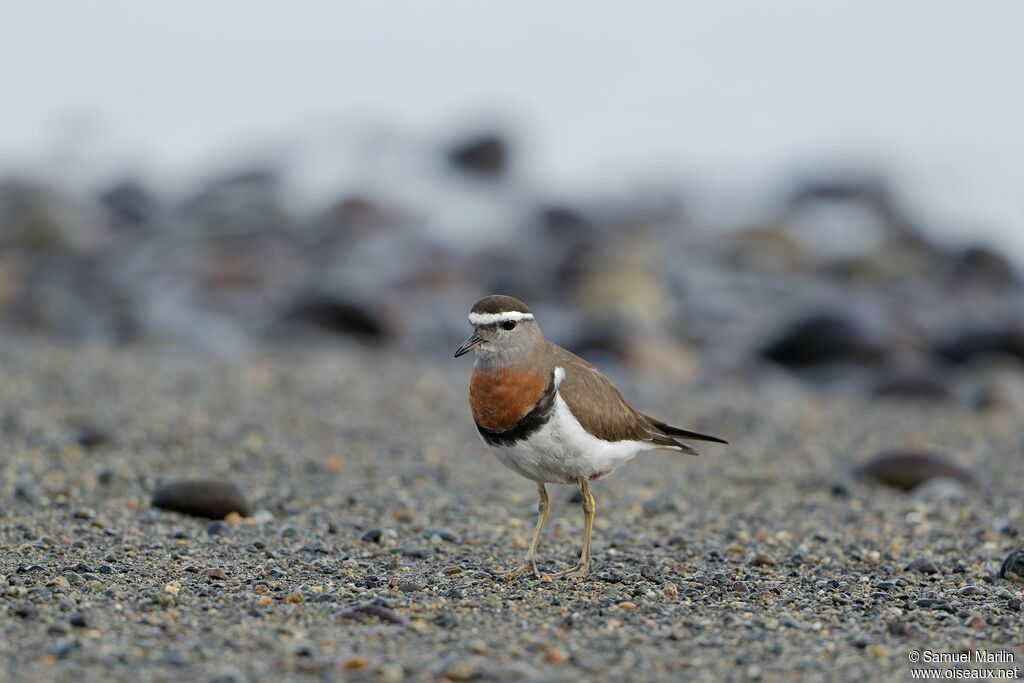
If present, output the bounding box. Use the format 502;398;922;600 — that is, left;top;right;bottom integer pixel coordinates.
151;479;252;519
422;527;461;544
905;558;939;574
1000;549;1024;581
855;452;980;491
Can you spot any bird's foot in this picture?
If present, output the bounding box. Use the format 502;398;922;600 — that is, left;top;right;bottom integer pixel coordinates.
550;562;590;580
492;559;540;581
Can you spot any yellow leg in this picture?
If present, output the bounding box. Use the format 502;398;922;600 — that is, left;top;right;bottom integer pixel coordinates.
494;483;550;580
552;480;595;580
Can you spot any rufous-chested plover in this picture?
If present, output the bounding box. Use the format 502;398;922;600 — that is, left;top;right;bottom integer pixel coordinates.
455;295;727;580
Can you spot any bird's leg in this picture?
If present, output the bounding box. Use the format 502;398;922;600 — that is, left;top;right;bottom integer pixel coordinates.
494;482;550;580
552;479;595;580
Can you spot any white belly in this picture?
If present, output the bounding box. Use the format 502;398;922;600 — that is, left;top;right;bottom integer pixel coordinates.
485;391;652;484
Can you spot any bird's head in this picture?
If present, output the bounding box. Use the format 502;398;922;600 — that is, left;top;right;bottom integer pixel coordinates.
454;295;543;364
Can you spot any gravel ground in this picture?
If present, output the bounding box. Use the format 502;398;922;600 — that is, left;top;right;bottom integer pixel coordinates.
1;337;1023;683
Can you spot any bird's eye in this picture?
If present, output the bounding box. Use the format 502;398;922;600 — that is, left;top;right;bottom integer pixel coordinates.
501;320;517;331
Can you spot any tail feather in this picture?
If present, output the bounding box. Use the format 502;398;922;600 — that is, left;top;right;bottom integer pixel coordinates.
645;415;729;445
649;433;700;455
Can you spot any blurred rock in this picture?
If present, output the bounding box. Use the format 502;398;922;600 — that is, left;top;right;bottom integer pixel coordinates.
828;235;945;283
786;174;919;238
853;451;981;491
152;479;252;519
969;360;1024;415
760;313;884;369
935;328;1024;365
870;372;953;403
726;225;813;273
280;294;390;340
1000;550;1024;581
947;245;1018;292
98;181;162;232
0;181;105;253
447;133;509;176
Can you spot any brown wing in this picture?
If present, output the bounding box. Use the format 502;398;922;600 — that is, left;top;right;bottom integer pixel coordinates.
548;344;699;454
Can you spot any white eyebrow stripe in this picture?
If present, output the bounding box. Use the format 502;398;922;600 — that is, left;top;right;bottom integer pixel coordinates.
468;311;535;325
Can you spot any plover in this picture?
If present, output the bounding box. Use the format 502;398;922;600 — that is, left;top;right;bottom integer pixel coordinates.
454;295;726;579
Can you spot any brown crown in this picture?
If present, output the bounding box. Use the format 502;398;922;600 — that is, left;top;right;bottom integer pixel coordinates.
470;295;532;316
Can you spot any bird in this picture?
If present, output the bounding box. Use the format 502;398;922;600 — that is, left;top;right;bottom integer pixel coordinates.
454;295;727;580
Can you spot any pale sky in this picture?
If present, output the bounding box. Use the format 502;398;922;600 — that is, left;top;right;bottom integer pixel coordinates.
3;1;1023;255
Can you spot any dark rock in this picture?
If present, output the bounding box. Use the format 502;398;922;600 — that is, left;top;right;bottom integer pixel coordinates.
871;374;952;402
98;181;161;231
360;529;383;544
447;133;509;176
886;621;917;638
760;313;884;369
936;328;1024;365
73;426;116;450
282;295;389;340
13;603;36;618
69;613;88;628
854;451;981;491
336;602;410;627
422;527;461;544
785;174;919;237
567;489;584;504
151;479;251;519
948;245;1018;291
999;549;1024;581
905;558;939;574
915;598;954;612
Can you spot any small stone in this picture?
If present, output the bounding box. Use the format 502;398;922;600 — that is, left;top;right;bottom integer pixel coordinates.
399;542;425;558
447;133;509;176
47;622;70;635
337;603;410;626
444;658;481;681
13;603;36;619
855;452;980;491
69;613;88;628
361;529;382;543
965;614;987;629
151;479;251;519
915;598;954;612
206;522;227;536
468;640;487;654
618;601;637;610
957;585;984;596
285;592;303;604
48;576;71;590
422;527;461;544
342;657;367;671
906;558;938;574
886;621;916;638
543;647;570;664
751;553;776;567
278;524;299;538
1000;549;1024;581
207;568;227;581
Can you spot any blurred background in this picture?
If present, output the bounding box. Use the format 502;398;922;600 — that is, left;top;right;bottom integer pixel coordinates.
3;0;1024;402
